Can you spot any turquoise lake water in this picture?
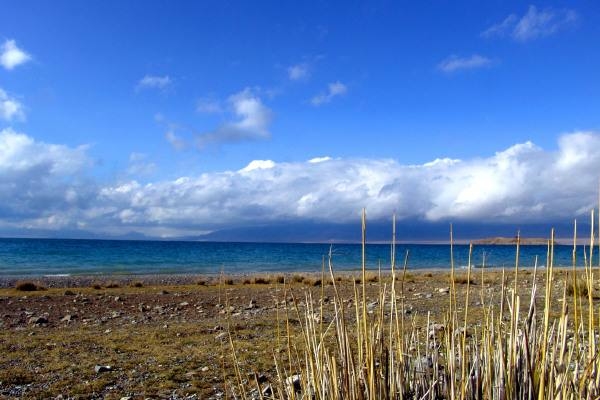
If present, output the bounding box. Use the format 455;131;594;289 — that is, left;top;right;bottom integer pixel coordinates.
0;238;592;276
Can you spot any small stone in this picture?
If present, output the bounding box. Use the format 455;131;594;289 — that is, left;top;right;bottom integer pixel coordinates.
438;287;450;294
215;332;228;341
28;316;48;325
179;302;189;307
201;366;209;372
61;314;77;322
94;365;112;373
120;397;132;400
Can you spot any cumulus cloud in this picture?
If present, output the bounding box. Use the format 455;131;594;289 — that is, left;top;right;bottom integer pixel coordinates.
2;129;600;237
0;128;92;228
0;39;31;70
437;55;492;73
91;132;600;235
288;63;310;81
482;6;577;41
196;88;273;148
0;88;25;121
136;75;172;91
311;81;347;106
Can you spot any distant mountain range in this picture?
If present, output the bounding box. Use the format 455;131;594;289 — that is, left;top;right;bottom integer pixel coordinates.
0;219;585;243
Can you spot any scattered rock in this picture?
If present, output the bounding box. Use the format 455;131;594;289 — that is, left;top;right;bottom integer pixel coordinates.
438;287;450;294
28;316;48;325
215;332;228;341
201;366;209;372
61;314;77;323
179;301;189;307
94;365;113;373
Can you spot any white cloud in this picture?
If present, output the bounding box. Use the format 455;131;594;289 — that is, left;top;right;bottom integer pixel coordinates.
0;88;25;121
311;81;347;106
91;131;600;234
2;129;600;237
240;159;276;172
437;55;492;73
196;88;273;148
482;6;577;41
0;40;31;70
137;75;172;90
308;156;332;164
288;63;310;81
0;129;92;228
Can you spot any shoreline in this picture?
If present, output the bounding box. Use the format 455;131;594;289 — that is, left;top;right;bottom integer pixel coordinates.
0;264;565;289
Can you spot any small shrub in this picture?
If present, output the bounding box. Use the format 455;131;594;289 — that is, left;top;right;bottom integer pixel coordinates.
312;279;322;287
292;275;305;283
91;283;103;290
275;275;285;284
130;281;144;288
105;282;120;288
15;281;38;291
196;279;207;286
243;278;252;285
253;277;270;285
454;276;476;285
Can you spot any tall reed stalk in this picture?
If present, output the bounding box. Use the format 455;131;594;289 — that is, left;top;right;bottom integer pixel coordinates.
224;212;600;400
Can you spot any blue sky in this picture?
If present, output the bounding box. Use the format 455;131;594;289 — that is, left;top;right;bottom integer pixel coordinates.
1;1;599;240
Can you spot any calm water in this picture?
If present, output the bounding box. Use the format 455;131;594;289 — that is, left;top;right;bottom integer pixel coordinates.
0;238;591;276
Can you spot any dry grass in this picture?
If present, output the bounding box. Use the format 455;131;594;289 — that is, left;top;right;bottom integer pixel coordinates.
222;210;600;400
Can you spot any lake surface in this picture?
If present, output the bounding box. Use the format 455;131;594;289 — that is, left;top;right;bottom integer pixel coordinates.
0;238;591;276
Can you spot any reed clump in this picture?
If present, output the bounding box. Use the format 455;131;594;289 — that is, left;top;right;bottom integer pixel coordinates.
223;210;600;400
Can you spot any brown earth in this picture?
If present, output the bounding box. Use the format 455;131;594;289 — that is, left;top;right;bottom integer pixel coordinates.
0;269;580;399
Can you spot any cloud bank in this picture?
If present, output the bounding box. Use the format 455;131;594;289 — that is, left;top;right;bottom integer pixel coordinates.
1;129;599;238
